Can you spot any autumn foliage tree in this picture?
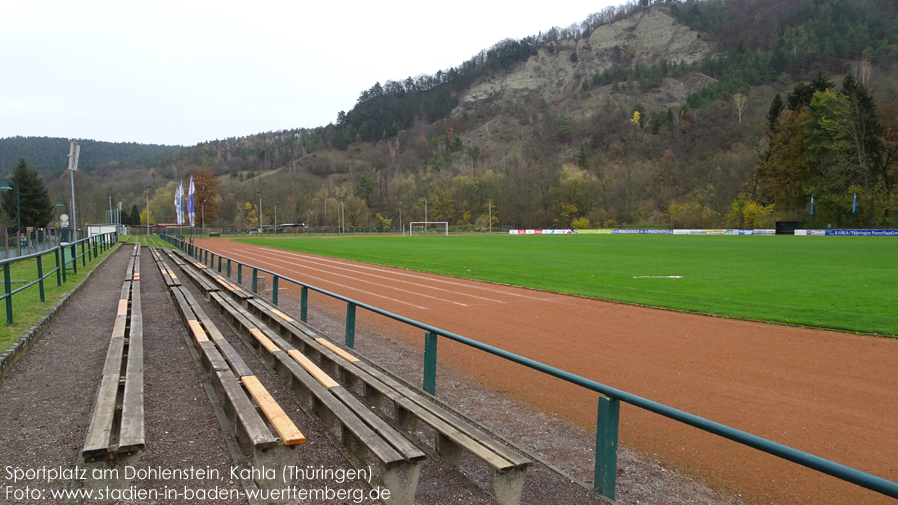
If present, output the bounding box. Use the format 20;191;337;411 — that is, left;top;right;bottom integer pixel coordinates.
191;167;221;224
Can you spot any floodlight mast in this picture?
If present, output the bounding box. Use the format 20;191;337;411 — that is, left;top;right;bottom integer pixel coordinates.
68;141;80;238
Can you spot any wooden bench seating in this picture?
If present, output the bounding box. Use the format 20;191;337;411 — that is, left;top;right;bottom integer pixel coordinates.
206;270;254;302
83;243;145;466
165;245;530;504
169;248;257;303
209;291;425;505
148;247;180;287
164;284;304;496
164;250;220;296
243;295;532;505
151;249;305;496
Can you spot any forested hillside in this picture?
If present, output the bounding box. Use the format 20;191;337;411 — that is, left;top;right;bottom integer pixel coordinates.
13;0;898;231
0;137;181;176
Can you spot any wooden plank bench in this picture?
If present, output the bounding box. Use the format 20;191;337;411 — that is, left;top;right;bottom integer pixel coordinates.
160;282;304;496
170;286;253;378
82;244;146;499
243;295;532;505
164;251;220;296
203;270;255;304
169;248;256;304
147;247;181;287
168;285;305;447
210;291;425;505
83;247;145;462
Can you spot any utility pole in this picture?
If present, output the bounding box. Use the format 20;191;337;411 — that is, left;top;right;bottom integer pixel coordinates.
257;191;262;234
146;185;151;237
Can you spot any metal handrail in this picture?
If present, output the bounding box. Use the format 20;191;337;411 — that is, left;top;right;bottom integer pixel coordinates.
161;235;898;500
1;232;118;325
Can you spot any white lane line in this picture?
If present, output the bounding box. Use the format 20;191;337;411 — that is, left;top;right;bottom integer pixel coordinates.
232;249;468;308
245;247;505;304
226;244;551;301
220;251;428;310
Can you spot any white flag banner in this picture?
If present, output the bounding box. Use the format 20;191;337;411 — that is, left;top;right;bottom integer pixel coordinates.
174;181;184;225
187;176;195;227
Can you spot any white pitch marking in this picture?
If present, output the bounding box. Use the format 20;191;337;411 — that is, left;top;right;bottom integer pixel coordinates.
232;249;468;307
245;247;505;304
227;244;551;301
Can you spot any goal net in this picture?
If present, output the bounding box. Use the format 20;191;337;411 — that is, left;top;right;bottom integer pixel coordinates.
408;222;448;236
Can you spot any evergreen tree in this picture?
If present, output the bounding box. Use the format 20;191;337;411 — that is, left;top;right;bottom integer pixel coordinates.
130;204;140;226
810;71;835;93
1;158;54;229
768;94;785;132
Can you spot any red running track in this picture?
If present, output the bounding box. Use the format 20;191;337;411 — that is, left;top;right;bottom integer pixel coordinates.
198;238;898;504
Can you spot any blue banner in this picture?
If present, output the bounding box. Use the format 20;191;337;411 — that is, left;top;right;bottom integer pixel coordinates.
825;229;898;236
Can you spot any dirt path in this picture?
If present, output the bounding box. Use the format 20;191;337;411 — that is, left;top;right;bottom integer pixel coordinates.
198;238;898;505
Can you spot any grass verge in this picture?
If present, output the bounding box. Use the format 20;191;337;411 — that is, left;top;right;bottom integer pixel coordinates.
0;237;128;352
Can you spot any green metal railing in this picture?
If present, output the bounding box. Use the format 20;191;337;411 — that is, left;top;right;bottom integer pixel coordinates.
2;232;118;325
162;235;898;501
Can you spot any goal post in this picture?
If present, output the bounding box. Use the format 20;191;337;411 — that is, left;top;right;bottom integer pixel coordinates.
409;222;449;236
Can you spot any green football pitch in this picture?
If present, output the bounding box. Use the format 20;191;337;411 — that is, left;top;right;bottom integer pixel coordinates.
236;234;898;336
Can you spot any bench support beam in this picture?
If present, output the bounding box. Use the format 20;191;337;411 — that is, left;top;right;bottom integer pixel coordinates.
491;467;528;505
382;461;423;505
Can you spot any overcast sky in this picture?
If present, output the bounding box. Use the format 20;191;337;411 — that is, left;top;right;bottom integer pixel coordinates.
1;0;620;147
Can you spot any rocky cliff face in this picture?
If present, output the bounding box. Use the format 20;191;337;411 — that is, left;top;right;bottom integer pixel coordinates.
458;6;714;114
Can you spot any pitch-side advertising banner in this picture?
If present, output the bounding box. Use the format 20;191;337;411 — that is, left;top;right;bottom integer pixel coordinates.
509;229;579;234
797;229;898;236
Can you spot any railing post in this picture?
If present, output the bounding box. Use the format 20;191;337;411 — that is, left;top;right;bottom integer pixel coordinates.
218;255;222;272
423;331;438;396
252;268;258;293
345;302;356;348
4;263;12;324
55;246;62;286
227;259;231;278
272;276;279;305
594;395;620;500
37;255;45;302
237;263;242;284
300;286;308;322
81;241;86;267
71;244;78;275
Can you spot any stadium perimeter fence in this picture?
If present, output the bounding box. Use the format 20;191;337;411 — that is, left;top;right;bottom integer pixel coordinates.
162;234;898;501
